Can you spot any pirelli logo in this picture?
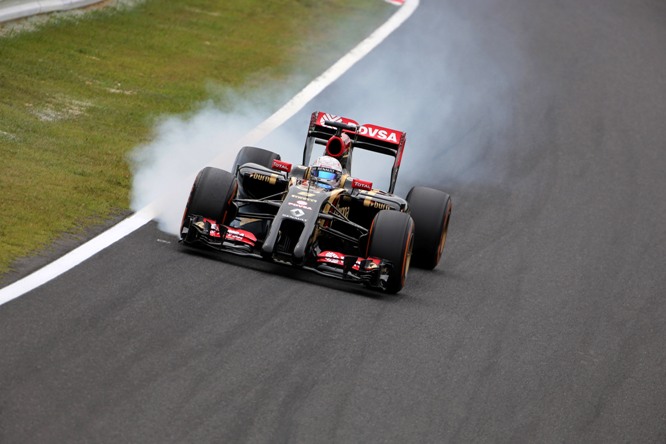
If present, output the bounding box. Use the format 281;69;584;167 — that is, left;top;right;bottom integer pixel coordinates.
249;172;277;185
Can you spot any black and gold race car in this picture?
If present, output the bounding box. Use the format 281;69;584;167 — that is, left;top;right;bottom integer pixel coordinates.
179;111;452;293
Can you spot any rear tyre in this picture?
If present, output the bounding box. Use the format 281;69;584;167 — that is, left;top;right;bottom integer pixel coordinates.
232;146;281;172
406;186;452;269
366;210;415;294
180;167;237;239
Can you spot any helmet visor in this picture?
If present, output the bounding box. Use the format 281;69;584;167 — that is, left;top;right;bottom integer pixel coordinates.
313;170;337;181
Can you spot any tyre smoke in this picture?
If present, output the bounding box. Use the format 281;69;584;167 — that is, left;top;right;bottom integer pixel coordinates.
129;1;525;235
128;90;302;235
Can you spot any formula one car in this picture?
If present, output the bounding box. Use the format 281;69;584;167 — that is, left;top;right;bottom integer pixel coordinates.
179;111;452;293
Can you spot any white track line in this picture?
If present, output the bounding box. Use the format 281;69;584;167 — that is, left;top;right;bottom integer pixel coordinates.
0;0;420;306
0;0;104;23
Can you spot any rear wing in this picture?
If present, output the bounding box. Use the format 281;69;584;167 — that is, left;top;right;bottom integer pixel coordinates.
302;111;407;193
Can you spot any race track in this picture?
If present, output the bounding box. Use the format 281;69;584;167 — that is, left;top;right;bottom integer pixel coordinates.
2;0;666;442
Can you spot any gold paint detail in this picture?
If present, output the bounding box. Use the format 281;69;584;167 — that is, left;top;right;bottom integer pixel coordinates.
249;172;277;185
324;189;344;214
238;217;260;227
363;199;391;210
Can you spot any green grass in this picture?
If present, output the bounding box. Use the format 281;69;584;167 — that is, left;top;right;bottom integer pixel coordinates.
0;0;393;277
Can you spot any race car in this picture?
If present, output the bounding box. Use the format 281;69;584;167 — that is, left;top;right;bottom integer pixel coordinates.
179;111;452;293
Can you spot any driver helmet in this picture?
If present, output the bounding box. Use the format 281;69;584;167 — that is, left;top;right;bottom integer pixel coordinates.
310;156;343;190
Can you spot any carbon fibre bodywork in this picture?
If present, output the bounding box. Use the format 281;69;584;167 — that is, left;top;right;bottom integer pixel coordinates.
180;161;408;291
180;111;451;293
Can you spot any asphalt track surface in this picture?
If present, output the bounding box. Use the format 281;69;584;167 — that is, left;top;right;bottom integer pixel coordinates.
2;0;666;442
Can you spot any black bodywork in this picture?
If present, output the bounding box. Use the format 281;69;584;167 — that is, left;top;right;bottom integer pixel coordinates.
181;161;408;290
180;111;451;293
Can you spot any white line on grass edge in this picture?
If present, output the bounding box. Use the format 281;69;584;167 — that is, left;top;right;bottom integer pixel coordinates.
0;0;420;306
0;0;104;23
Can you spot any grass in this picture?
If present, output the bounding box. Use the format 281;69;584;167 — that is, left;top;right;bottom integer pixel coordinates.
0;0;393;278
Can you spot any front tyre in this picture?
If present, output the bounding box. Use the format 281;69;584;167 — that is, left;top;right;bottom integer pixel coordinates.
232;146;281;172
180;167;237;239
366;210;415;294
406;186;452;269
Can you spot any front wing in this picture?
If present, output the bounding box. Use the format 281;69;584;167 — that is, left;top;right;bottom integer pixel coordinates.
180;215;396;291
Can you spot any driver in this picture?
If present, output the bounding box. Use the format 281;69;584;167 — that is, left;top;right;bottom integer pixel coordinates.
310;155;343;190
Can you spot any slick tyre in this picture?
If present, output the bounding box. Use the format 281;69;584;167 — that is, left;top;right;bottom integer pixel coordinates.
180;167;237;239
232;146;281;172
366;210;415;294
406;186;452;269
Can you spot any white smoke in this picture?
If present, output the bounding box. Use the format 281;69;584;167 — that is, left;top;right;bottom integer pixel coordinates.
129;1;525;235
129;100;278;235
263;2;525;195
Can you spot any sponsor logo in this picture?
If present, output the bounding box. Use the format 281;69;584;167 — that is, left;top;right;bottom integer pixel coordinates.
358;125;399;143
225;231;244;242
291;194;317;202
319;113;358;127
225;228;257;245
352;178;373;190
290;208;305;218
316;113;402;144
320;113;340;126
272;159;292;173
363;200;392;210
297;191;318;198
249;172;277;185
318;251;345;266
288;202;312;211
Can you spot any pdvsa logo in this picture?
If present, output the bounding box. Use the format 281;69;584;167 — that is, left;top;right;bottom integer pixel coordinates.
358;125;399;143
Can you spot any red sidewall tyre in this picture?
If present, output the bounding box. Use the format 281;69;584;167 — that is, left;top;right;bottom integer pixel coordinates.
406;186;452;270
366;210;415;294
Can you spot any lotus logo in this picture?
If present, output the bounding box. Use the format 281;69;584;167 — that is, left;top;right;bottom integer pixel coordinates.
290;208;305;218
321;113;342;126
